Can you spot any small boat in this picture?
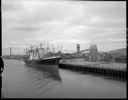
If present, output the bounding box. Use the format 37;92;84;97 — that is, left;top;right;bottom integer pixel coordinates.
23;43;62;65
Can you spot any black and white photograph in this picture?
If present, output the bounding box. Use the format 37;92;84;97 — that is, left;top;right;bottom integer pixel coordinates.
1;0;126;98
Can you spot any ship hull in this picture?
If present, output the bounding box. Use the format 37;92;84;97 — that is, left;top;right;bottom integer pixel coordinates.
24;57;61;65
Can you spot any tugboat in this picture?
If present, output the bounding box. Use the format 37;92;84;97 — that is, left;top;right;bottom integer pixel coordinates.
24;43;62;65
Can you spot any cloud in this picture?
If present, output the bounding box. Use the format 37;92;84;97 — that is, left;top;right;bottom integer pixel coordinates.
2;0;126;55
89;16;103;25
2;0;22;12
12;25;40;32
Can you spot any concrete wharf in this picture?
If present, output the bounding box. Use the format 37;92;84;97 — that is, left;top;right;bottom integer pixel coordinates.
58;59;126;79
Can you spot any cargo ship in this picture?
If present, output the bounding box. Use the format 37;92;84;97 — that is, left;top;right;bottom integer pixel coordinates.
24;43;62;65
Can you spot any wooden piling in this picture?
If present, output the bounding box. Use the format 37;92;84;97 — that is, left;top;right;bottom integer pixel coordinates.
58;60;126;79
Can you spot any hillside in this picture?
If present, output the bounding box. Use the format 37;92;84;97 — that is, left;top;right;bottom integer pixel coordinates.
108;48;126;56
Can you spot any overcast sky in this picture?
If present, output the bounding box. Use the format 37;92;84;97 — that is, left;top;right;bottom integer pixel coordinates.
2;0;126;55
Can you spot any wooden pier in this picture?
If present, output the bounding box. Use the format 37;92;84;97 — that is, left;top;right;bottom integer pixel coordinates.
58;59;126;79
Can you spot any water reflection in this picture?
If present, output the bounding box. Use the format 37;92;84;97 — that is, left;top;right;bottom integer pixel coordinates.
2;60;62;98
60;68;126;82
2;60;126;98
25;64;62;83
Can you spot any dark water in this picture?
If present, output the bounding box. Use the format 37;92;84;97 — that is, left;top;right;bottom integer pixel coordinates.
2;59;126;98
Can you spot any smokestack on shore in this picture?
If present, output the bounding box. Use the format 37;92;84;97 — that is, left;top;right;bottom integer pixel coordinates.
10;47;12;56
77;44;80;53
